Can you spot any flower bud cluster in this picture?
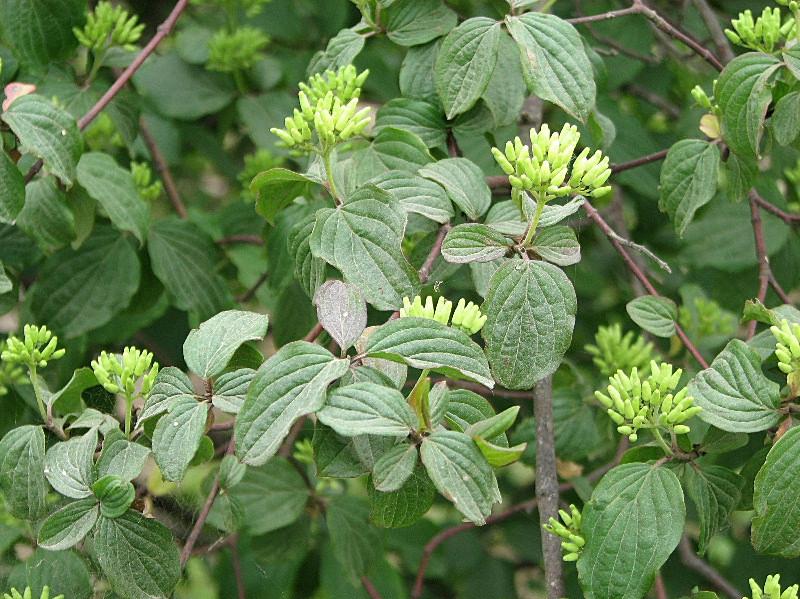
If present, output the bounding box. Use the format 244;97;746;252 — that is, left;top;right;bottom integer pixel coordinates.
491;124;612;200
74;1;144;52
725;8;795;53
585;323;657;377
746;574;799;599
207;27;270;73
238;150;282;201
400;295;487;335
1;325;66;369
130;162;162;202
0;341;25;397
691;85;715;111
770;319;800;395
3;587;63;599
271;67;371;152
594;361;700;442
543;504;585;562
91;347;158;397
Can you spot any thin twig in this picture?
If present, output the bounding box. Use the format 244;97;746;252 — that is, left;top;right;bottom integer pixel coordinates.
691;0;736;63
568;4;641;24
611;148;669;174
654;573;668;599
237;271;269;303
534;375;565;599
419;223;452;284
748;196;771;339
139;119;188;219
229;535;247;599
751;191;800;225
217;234;265;246
582;199;709;369
360;576;384;599
24;0;191;182
304;322;324;342
679;536;741;599
278;416;306;457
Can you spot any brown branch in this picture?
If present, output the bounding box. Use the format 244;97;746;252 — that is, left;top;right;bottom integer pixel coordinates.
568;4;641;24
237;271;269;303
691;0;736;64
180;437;234;568
229;535;247;599
534;375;565;599
654;573;668;599
139;119;187;219
360;576;384;599
751;191;800;225
304;322;324;342
419;223;452;284
217;234;265;246
748;196;771;339
25;0;191;182
679;536;741;599
611;148;669;174
278;416;306;458
582;199;709;369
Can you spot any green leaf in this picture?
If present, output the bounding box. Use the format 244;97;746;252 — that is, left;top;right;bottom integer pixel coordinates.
353;127;433;180
314;280;367;351
212;368;255;414
420;430;500;525
0;0;84;67
183;309;269;378
723;153;756;203
307;28;365;75
368;170;453;224
716;53;781;157
441;223;510;264
419;158;491;220
7;548;93;599
473;437;526;467
319;382;417;437
16;177;75;251
658;140;720;236
252;168;316;225
94;510;181;599
44;429;97;499
365;317;494;388
445;389;508;446
0;151;25;224
771;90;800;146
92;475;135;518
372;443;417;492
751;426;800;557
139;367;195;422
374;99;447;148
369;462;435;527
236;341;349;466
400;40;440;102
211;458;309;535
45;367;98;411
482;32;526;127
384;0;456;47
434;17;502;119
482;260;576;390
0;262;10;295
37;498;99;551
152;397;208;482
784;46;800;79
288;213;326;299
0;425;47;520
465;406;519;440
28;227;139;337
625;295;677;338
2;94;82;185
532;225;581;266
326;495;381;579
679;464;743;555
577;463;685;599
506;13;595;121
689;339;781;433
96;439;150;482
313;424;369;478
310;185;419;311
148;216;234;320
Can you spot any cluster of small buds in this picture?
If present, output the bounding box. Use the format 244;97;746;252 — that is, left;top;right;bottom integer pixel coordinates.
594;361;700;442
725;8;794;53
585;323;657;377
399;295;487;335
543;504;585;562
73;1;144;52
746;574;799;599
271;67;371;152
0;341;26;397
691;85;715;111
91;347;159;397
1;325;66;369
770;319;800;395
3;587;63;599
130;162;163;202
238;150;282;200
491;124;611;200
207;27;270;73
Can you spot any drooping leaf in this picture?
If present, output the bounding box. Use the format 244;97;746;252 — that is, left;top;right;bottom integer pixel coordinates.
212;368;256;414
0;425;48;520
532;225;581;266
419;158;491;220
94;510;181;599
183;309;269;378
310;185;419;311
236;341;349;465
658;140;720;236
506;12;595;121
365;317;494;388
384;0;457;47
152;397;208;482
44;429;97;499
434;17;502;119
252;168;316;225
689;339;781;433
577;463;685;599
37;498;99;551
314;280;367;351
482;260;576;389
288;213;327;299
369;170;453;224
771;90;800;146
441;223;510;264
372;443;418;492
96;438;150;482
374;98;447;148
625;295;678;338
318;382;417;437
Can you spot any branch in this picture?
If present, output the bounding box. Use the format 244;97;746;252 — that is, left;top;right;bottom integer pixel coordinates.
361;576;384;599
139;119;188;219
217;234;265;246
679;536;741;599
237;271;269;303
691;0;736;63
568;4;641;24
534;375;565;599
419;223;452;284
751;191;800;225
229;535;247;599
582;199;709;369
611;148;669;174
304;322;324;342
25;0;191;182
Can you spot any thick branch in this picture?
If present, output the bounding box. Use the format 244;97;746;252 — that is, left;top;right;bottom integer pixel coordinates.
534;375;565;599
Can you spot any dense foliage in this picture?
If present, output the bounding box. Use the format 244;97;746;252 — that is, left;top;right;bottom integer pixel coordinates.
0;0;798;598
